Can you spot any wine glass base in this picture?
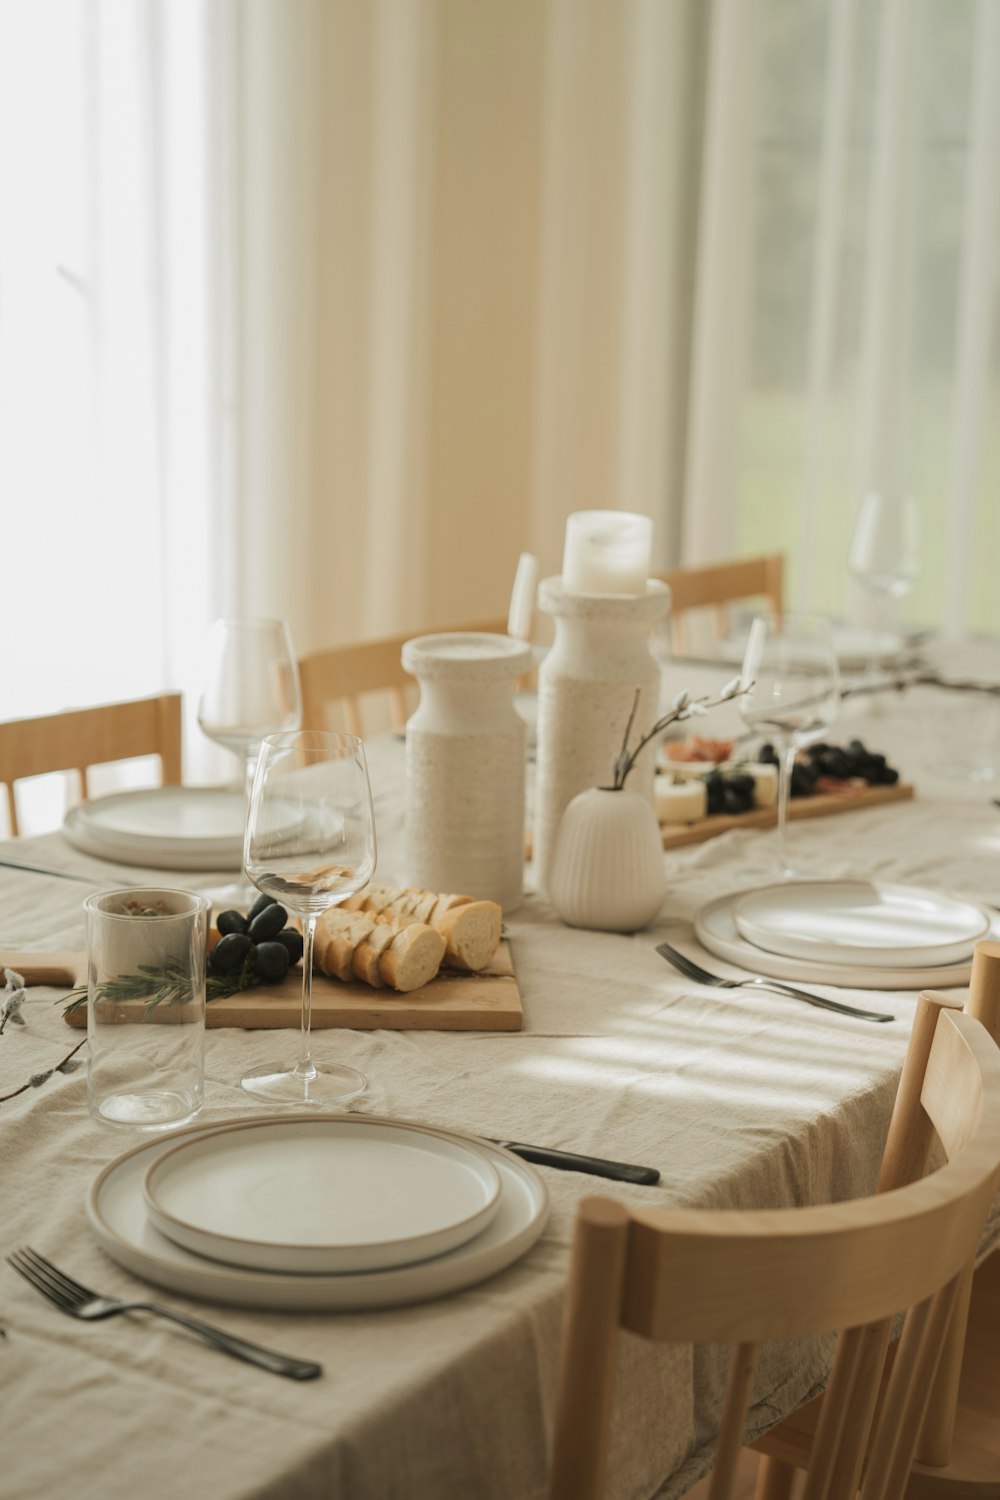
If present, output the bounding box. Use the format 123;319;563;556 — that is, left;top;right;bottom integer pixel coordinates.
240;1061;368;1107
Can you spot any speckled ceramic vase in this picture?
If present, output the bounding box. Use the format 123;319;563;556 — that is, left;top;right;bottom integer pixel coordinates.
533;577;670;895
402;632;533;912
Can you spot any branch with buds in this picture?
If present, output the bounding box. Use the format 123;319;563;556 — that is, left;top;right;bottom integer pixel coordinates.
610;677;749;790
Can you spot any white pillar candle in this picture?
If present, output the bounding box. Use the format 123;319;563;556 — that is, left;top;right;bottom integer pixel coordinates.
654;776;708;824
561;510;653;595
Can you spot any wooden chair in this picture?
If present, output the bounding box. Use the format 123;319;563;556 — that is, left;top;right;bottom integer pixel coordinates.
0;694;182;835
549;995;1000;1500
751;941;1000;1499
298;617;509;735
658;554;784;655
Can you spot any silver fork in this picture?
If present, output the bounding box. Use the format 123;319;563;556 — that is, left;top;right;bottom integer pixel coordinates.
655;941;895;1023
6;1247;321;1380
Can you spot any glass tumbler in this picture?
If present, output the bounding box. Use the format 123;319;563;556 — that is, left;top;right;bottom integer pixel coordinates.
86;888;209;1130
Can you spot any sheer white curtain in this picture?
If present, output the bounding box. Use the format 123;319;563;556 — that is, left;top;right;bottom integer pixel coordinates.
0;0;224;817
3;0;998;831
682;0;1000;637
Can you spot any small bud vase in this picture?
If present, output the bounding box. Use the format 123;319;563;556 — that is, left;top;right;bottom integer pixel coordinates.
402;631;533;912
533;576;670;895
547;786;667;932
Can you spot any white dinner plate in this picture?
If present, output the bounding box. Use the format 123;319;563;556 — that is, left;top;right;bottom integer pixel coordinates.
142;1117;502;1274
88;1114;549;1310
64;788;246;869
732;881;991;969
693;891;996;991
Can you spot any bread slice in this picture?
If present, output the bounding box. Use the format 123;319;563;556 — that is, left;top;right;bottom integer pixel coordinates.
434;901;502;972
352;921;399;988
378;924;446;992
315;911;377;982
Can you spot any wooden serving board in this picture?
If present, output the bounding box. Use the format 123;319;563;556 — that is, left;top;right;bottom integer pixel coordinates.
658;781;914;850
9;944;523;1034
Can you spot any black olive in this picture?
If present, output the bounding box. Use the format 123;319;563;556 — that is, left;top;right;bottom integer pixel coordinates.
210;933;252;974
274;928;304;965
216;909;248;937
248;892;279;924
254;941;291;982
248;904;288;942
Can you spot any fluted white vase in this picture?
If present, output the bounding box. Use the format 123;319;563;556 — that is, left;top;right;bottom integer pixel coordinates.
533;576;670;895
548;786;667;933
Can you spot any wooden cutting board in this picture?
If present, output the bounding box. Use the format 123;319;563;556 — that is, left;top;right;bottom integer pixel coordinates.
9;944;523;1033
658;781;914;850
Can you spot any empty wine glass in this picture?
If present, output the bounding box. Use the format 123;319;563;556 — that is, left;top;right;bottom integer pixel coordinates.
241;729;377;1105
197;618;302;793
848;492;920;685
739;614;841;880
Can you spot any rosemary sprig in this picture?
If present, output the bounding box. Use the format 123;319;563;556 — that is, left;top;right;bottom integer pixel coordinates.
62;954;262;1018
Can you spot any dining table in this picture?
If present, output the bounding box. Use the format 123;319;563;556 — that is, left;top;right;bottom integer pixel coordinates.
2;644;999;1500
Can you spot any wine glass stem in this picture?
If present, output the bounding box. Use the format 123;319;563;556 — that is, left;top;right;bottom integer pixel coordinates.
777;742;797;878
294;914;318;1082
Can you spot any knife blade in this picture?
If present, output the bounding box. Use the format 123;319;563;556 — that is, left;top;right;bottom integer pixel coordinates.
488;1139;660;1186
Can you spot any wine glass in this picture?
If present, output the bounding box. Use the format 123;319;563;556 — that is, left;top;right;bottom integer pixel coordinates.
848;492;920;685
197;617;302;907
197;618;302;792
241;729;377;1105
739;613;841;880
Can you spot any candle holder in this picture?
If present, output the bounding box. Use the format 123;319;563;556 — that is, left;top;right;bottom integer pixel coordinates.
532;577;670;895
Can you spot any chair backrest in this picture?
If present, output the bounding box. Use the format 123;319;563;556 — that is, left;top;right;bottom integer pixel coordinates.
298;617;510;735
658;554;784;654
549;998;1000;1500
0;694;183;836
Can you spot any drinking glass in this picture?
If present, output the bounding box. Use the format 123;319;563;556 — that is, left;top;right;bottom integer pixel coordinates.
848;492;920;683
241;729;377;1105
739;614;841;879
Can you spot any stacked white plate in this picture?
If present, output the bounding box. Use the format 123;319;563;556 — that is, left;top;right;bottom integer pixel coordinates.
87;1114;549;1310
64;787;247;870
693;880;996;990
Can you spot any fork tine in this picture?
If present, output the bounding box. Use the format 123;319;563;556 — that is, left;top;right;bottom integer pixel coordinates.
656;943;713;983
6;1250;77;1312
20;1246;93;1301
7;1249;85;1311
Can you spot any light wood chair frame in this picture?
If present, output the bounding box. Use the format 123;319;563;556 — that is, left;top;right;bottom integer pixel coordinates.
549;998;1000;1500
0;693;183;835
752;940;1000;1498
658;554;784;654
298;617;509;736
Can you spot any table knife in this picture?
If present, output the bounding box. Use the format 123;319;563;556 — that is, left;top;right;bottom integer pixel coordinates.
487;1139;660;1186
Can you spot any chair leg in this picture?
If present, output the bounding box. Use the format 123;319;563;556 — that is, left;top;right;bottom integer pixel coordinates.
753;1456;797;1500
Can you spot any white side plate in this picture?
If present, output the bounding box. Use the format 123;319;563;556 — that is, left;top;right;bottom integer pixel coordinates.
64;788;246;870
732;881;991;969
142;1117;501;1274
88;1114;549;1311
693;892;996;990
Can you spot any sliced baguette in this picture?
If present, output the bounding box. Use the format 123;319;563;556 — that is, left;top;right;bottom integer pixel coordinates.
317;911;378;983
435;901;502;972
352;921;399;988
379;924;446;993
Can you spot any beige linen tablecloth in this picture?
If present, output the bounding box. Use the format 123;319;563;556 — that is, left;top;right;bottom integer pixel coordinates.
2;678;998;1500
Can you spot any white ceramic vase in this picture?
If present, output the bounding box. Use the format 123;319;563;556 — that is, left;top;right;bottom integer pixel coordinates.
532;576;670;895
548;787;667;932
402;631;533;912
